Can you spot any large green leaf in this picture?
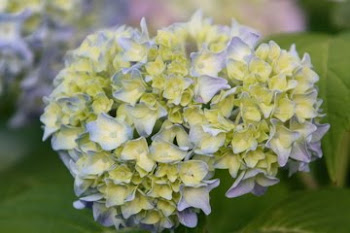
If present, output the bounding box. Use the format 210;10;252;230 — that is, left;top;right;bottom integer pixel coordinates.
0;123;145;233
268;32;350;186
0;183;108;233
0;123;106;233
299;0;338;33
240;189;350;233
206;170;296;233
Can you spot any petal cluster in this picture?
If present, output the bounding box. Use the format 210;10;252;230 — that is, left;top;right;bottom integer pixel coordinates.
42;11;329;232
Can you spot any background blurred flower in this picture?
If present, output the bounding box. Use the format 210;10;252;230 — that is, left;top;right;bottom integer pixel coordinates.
128;0;306;35
0;0;129;127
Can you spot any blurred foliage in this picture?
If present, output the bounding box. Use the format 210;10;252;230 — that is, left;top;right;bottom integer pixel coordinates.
300;0;350;33
300;0;337;33
332;1;350;30
0;92;16;120
0;122;37;172
207;171;295;232
0;121;105;233
241;189;350;233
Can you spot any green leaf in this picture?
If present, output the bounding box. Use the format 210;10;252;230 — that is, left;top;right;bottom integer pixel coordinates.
267;32;350;186
0;123;109;233
0;183;108;233
240;189;350;233
0;122;42;172
206;170;294;233
299;0;338;33
117;229;149;233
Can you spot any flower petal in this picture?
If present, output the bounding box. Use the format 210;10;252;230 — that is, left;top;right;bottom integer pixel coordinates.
266;119;300;166
52;126;83;150
226;173;255;198
226;37;252;62
178;209;198;228
92;202;117;227
191;48;225;77
178;160;209;186
121;192;153;218
150;139;187;163
231;126;258;154
190;125;226;155
112;69;146;106
290;141;311;162
181;187;211;215
194;75;230;103
86;113;132;151
105;184;135;207
126;103;166;137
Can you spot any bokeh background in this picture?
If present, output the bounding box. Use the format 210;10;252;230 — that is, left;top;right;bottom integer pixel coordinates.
0;0;349;232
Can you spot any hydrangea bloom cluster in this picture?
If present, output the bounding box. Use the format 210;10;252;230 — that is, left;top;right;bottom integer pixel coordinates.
41;12;329;232
0;0;128;126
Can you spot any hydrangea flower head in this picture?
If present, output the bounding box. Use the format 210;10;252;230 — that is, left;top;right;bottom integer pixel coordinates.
42;11;329;232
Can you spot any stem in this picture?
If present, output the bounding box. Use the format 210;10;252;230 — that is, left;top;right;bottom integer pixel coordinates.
235;112;241;125
334;131;350;187
298;172;319;190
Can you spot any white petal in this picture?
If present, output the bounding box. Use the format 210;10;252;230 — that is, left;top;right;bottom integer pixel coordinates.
194;75;229;103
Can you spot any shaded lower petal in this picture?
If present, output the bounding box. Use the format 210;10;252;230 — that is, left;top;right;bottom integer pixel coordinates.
178;209;198;228
92;202;117;227
251;184;267;196
226;177;255;198
181;186;211;215
308;141;323;158
290;141;311;162
255;174;279;187
311;123;330;143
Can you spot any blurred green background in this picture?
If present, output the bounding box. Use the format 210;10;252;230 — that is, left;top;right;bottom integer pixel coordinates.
1;0;350;232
